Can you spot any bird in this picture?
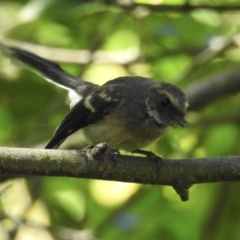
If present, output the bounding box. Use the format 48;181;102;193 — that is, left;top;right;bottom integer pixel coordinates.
0;45;188;154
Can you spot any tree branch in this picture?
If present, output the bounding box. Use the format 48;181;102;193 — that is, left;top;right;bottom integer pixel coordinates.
0;147;239;201
0;38;139;64
185;68;240;110
118;3;240;12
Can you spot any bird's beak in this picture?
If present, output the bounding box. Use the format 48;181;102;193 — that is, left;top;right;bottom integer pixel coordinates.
176;117;185;128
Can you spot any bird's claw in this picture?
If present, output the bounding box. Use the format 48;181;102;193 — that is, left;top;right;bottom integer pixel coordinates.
83;143;119;166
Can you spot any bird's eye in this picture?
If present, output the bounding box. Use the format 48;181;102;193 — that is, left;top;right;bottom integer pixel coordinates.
161;97;170;107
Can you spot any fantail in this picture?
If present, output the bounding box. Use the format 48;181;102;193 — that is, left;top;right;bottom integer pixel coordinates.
0;45;188;153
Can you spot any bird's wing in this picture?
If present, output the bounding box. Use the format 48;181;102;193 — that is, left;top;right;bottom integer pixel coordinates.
45;99;91;149
45;83;124;149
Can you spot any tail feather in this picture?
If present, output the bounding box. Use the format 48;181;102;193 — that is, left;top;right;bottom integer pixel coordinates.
1;44;83;91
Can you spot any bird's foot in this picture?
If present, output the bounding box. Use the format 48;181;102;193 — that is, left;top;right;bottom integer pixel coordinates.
83;143;119;166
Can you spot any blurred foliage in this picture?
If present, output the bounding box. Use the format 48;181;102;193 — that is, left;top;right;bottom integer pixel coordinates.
0;0;240;239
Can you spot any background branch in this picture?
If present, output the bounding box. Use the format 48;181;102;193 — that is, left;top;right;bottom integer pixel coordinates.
2;38;240;113
118;3;240;12
185;68;240;110
0;38;139;64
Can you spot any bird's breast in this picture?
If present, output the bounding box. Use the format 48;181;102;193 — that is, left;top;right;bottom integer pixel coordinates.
82;113;170;151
